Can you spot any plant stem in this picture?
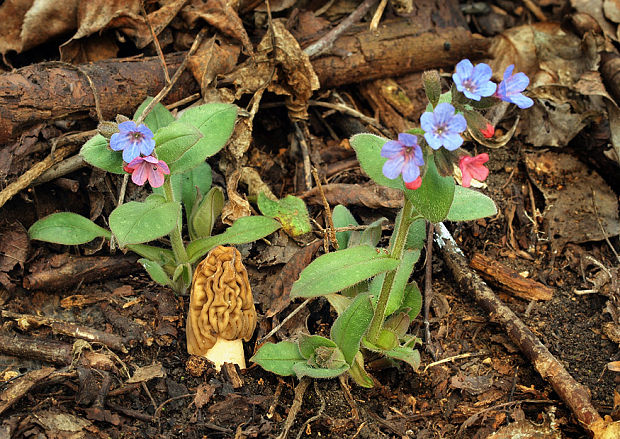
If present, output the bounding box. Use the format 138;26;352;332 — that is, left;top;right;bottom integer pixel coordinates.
163;179;189;264
367;198;417;344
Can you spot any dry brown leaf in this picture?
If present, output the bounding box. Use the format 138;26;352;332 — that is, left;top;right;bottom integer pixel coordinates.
221;169;251;225
488;23;611;147
126;363;166;383
130;0;188;49
573;0;619;41
525;151;620;253
0;0;35;58
0;221;28;272
183;0;252;54
187;35;241;95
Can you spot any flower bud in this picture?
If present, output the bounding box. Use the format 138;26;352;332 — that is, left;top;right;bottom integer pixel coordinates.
422;70;441;108
97;121;119;139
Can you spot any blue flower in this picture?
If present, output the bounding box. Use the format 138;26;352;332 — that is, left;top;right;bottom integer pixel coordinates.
495;65;534;109
110;121;155;163
452;59;496;101
420;103;467;151
381;133;425;184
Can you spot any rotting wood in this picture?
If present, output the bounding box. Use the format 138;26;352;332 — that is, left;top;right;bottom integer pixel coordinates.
434;223;620;438
0;366;58;417
0;19;488;145
469;253;554;301
0;332;114;370
1;310;128;353
23;253;141;291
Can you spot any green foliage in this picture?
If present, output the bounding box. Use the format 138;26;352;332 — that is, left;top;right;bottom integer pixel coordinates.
290;246;399;299
250;341;305;376
400;282;422;320
187;216;281;263
370;249;420;317
189;187;224;240
80;134;125;174
330;293;374;365
350;133;403;190
257;193;311;237
332;204;358;249
404;156;455;223
178;103;238;159
109;195;180;248
153;122;204;174
133;97;174;132
292;362;349;379
447;186;497;221
28;213;111;245
406;217;427;250
138;258;171;286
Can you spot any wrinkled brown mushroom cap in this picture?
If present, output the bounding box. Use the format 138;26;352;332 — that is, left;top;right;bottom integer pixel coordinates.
187;246;257;356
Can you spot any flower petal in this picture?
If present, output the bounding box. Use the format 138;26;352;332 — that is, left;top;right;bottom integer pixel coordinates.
157;160;170;174
382;156;404;179
148;166;165;188
510;94;534;109
122;143;141;163
131;162;148;185
398;133;418;147
110;132;130;151
138;137;156;156
442;133;463;151
420;112;435;133
424;132;443;150
381;140;404;158
401;160;421;183
118;120;138;133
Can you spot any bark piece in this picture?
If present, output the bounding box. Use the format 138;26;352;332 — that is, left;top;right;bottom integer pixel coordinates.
1;310;128;352
0;367;56;417
23;253;141;290
469;253;554;301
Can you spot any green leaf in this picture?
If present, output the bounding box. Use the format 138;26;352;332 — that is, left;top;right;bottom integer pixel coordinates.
127;244;174;265
332;205;358;249
178;102;237;158
400;282;422;320
447;186;497;221
384;346;421;371
187;216;281;263
290;246;399;299
154;121;204;174
257;193;311;237
189;186;224;240
348;351;374;388
133;97;174;132
375;329;399;350
139;259;171;286
80;134;124;174
292;363;349;379
325;294;352;316
330;292;374;365
298;334;337;359
250;341;305;376
350;134;404;190
370;249;420;317
405;217;426;250
109;197;181;248
180;162;213;215
405;155;455;223
348;217;386;248
29;213;111;245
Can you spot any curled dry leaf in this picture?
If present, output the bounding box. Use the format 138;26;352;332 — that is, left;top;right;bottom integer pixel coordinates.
524;151;620;253
225;20;320;121
187;35;241;96
301;183;404;209
572;0;619;41
221;168;251;225
183;0;252;55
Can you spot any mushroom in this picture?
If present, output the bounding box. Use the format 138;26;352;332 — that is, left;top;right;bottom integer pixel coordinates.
186;246;257;371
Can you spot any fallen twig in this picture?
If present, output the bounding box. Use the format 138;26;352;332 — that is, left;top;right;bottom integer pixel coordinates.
277;377;311;439
434;223;620;438
2;310;128;353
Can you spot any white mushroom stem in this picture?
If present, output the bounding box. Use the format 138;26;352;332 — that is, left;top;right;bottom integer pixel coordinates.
204;337;246;372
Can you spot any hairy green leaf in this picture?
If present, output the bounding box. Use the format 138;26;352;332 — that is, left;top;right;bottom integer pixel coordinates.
29;213;110;245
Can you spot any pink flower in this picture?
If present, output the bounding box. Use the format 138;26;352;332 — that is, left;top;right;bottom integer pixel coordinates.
480;123;495;139
459;153;489;188
404;176;422;190
123;156;170;188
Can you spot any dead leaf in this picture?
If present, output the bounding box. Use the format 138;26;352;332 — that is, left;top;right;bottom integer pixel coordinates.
0;221;28;272
266;239;322;318
126;363;166;384
193;382;216;409
0;0;35;58
32;410;94;434
187;36;240;95
221;168;251;225
573;0;619;41
253;231;301;267
525;151;620;253
183;0;252;54
450;374;494;395
486;414;562;438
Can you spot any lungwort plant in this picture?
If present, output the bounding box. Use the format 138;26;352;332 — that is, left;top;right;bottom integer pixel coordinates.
252;60;533;385
28;98;286;294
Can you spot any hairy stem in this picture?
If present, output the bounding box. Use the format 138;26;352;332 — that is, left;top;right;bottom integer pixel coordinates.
366;198;417;344
163;179;189;264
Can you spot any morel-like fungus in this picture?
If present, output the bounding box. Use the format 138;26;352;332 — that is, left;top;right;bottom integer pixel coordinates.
186;246;257;371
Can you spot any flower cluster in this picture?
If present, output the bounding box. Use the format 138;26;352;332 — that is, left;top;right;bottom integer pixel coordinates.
381;60;532;189
109;120;169;188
